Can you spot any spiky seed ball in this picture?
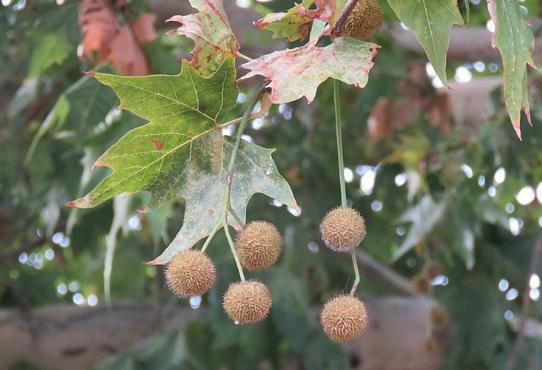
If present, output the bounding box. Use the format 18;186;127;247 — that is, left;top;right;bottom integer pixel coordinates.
344;0;383;41
165;250;216;298
320;295;369;343
223;280;272;324
236;221;282;271
320;207;366;252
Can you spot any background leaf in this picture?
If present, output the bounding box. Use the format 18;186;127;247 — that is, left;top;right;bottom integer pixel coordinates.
386;0;464;85
487;0;535;138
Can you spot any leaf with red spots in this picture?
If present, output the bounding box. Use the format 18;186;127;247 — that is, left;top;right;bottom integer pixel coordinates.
487;0;535;139
68;58;238;209
67;58;296;265
255;0;338;42
240;37;378;104
167;0;239;76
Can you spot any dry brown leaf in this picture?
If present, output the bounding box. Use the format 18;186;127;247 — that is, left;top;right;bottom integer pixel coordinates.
368;97;421;143
108;26;150;76
79;0;119;61
131;13;157;45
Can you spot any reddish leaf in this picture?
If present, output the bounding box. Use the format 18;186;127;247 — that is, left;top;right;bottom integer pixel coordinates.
255;0;336;42
108;27;150;76
167;0;239;75
131;13;157;45
240;37;378;104
79;0;119;62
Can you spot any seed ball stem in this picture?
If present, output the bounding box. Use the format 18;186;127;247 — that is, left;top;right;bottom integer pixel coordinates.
236;221;282;271
165;250;216;297
320;295;369;342
223;280;272;324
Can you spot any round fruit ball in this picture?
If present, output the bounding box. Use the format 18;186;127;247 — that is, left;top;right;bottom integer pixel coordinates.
223;280;272;324
344;0;383;41
320;295;369;343
236;221;282;271
320;207;366;252
165;250;216;298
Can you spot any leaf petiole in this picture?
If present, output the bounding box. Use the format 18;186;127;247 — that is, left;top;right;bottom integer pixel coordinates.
201;223;221;253
220;83;267;281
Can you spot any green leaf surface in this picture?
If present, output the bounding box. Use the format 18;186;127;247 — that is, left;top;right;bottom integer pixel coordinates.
151;137;297;264
69;59;237;209
28;32;71;77
487;0;535;139
393;195;446;261
240;37;378;104
386;0;463;85
26;69;118;162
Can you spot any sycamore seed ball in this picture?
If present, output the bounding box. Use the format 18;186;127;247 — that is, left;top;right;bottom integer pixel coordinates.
344;0;383;41
236;221;282;271
320;295;369;343
165;250;216;298
320;207;367;252
223;280;272;324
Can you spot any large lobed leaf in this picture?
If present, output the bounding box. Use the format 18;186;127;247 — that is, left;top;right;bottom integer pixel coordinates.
487;0;535;139
255;0;337;42
240;37;378;104
386;0;463;85
150;137;297;265
167;0;239;76
68;59;237;209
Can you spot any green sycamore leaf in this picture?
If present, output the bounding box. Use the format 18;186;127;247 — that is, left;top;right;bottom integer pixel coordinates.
386;0;464;85
28;32;71;78
393;195;446;261
150;136;297;265
68;59;237;209
487;0;535;139
240;37;378;104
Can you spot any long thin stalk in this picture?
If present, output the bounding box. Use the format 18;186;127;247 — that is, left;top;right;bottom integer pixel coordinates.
333;80;360;296
221;85;265;281
201;223;220;253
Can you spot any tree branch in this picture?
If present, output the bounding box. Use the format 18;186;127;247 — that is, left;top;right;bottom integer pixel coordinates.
0;236;48;266
388;18;542;62
355;250;419;296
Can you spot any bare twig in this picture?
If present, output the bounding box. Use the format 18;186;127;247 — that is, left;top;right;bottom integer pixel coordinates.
355;250;419;296
0;236;48;266
507;233;542;369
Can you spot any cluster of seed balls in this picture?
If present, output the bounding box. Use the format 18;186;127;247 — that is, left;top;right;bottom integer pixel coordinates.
165;207;369;342
320;206;369;342
165;221;281;324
